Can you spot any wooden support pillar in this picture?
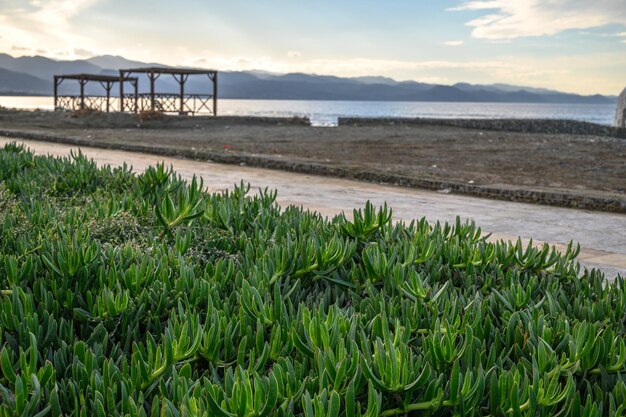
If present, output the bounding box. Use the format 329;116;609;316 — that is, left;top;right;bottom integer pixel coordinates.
53;76;59;110
134;80;138;113
213;72;218;116
119;71;125;112
150;70;155;111
80;77;86;110
178;74;188;115
106;81;111;113
180;75;184;114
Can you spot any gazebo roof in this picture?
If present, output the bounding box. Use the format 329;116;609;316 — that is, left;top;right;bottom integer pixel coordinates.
54;74;137;82
119;67;217;75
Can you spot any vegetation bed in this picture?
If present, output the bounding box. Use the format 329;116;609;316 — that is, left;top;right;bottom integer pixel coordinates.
0;142;624;417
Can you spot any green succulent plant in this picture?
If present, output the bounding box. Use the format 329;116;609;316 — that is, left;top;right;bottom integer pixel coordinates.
0;142;624;417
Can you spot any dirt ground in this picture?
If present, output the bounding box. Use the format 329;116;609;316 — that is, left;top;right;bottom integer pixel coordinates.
1;109;624;197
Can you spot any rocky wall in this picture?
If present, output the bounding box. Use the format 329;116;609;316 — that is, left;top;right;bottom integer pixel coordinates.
339;117;626;138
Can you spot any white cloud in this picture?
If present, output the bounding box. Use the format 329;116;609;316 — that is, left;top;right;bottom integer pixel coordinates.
584;31;626;37
287;50;302;58
443;40;465;46
0;0;100;58
189;53;522;75
447;1;502;11
448;0;626;40
74;48;94;57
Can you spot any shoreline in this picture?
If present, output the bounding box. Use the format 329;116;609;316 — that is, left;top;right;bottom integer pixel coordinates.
0;110;624;213
0;98;619;127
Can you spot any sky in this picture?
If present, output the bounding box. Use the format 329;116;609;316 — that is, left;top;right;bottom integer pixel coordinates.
1;0;625;95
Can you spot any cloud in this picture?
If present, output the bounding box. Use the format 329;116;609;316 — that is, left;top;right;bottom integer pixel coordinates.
448;0;626;40
581;31;626;37
11;45;30;51
443;40;465;46
74;48;94;57
193;54;515;73
0;0;100;58
287;50;302;58
608;31;626;43
447;1;501;11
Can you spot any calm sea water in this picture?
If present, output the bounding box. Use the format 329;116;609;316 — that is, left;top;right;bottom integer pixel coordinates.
0;96;617;127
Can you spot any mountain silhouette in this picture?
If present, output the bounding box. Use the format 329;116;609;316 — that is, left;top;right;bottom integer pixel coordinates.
0;53;615;104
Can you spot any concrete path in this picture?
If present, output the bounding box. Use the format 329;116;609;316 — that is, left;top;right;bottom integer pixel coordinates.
2;137;625;278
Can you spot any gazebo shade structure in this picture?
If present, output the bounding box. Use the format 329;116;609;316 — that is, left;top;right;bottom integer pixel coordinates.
53;74;138;112
119;67;218;116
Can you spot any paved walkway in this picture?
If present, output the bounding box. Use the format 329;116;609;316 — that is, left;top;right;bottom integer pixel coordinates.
2;137;625;278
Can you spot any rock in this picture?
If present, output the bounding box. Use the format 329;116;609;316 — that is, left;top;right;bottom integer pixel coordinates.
617;87;626;128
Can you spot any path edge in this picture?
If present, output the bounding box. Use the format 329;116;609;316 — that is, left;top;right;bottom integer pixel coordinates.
1;128;624;214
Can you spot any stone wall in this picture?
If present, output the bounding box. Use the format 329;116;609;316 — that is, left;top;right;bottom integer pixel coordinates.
339;117;626;138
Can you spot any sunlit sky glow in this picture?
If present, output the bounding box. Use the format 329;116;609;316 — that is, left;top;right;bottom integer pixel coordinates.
1;0;625;95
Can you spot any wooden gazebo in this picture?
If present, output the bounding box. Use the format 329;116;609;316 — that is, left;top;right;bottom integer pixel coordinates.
53;74;138;112
119;67;218;116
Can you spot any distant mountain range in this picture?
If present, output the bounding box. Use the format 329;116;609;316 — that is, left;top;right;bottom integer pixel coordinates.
0;53;616;104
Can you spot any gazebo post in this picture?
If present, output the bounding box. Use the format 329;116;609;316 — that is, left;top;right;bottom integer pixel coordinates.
119;71;125;112
105;81;111;113
134;80;138;113
213;72;218;116
80;77;86;110
178;74;187;115
53;76;59;110
150;70;156;111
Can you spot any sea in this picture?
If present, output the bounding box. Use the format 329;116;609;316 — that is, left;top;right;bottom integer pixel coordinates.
0;96;617;127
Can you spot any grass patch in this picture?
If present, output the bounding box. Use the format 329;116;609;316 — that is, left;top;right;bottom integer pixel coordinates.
0;142;624;416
